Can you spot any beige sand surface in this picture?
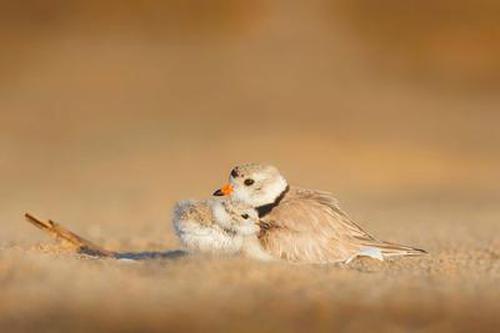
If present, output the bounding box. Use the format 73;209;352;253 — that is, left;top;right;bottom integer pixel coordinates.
1;1;499;331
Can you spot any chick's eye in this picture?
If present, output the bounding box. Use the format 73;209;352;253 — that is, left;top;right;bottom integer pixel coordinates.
244;179;255;186
241;214;249;219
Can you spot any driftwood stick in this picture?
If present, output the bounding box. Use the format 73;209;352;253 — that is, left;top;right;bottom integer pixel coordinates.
24;213;116;258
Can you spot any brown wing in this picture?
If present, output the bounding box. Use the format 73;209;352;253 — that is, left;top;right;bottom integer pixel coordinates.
259;187;379;263
295;189;426;257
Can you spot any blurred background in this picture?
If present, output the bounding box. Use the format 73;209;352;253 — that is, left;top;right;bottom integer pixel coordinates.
1;0;499;245
1;2;500;332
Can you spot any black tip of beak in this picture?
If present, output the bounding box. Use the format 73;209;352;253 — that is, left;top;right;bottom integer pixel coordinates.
213;189;224;196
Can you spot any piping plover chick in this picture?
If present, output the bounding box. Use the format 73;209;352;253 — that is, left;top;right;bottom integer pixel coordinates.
172;198;274;261
214;163;426;264
173;198;240;254
211;200;275;261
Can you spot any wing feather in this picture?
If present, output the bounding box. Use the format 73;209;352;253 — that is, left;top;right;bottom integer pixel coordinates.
260;187;425;263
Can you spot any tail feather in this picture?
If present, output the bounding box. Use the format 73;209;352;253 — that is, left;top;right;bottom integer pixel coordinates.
360;240;427;258
345;241;426;264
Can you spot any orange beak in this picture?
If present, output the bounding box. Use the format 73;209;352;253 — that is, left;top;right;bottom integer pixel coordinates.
213;184;233;196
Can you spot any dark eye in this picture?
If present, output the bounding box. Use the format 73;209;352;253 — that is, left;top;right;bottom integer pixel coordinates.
241;214;249;219
244;179;255;186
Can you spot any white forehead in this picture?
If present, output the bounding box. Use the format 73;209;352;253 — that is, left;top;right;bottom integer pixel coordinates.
234;164;280;180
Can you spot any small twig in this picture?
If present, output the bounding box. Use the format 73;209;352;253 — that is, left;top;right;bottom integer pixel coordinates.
24;213;116;258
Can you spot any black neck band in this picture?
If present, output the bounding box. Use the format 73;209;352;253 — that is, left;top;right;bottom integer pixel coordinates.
256;186;289;218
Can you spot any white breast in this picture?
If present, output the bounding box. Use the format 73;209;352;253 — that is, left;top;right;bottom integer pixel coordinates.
240;236;276;262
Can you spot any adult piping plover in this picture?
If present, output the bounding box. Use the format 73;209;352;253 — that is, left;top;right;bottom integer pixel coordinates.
213;163;427;264
173;198;274;261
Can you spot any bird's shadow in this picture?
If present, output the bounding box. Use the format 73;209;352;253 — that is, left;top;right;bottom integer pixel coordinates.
113;249;189;261
24;213;191;262
76;246;190;261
